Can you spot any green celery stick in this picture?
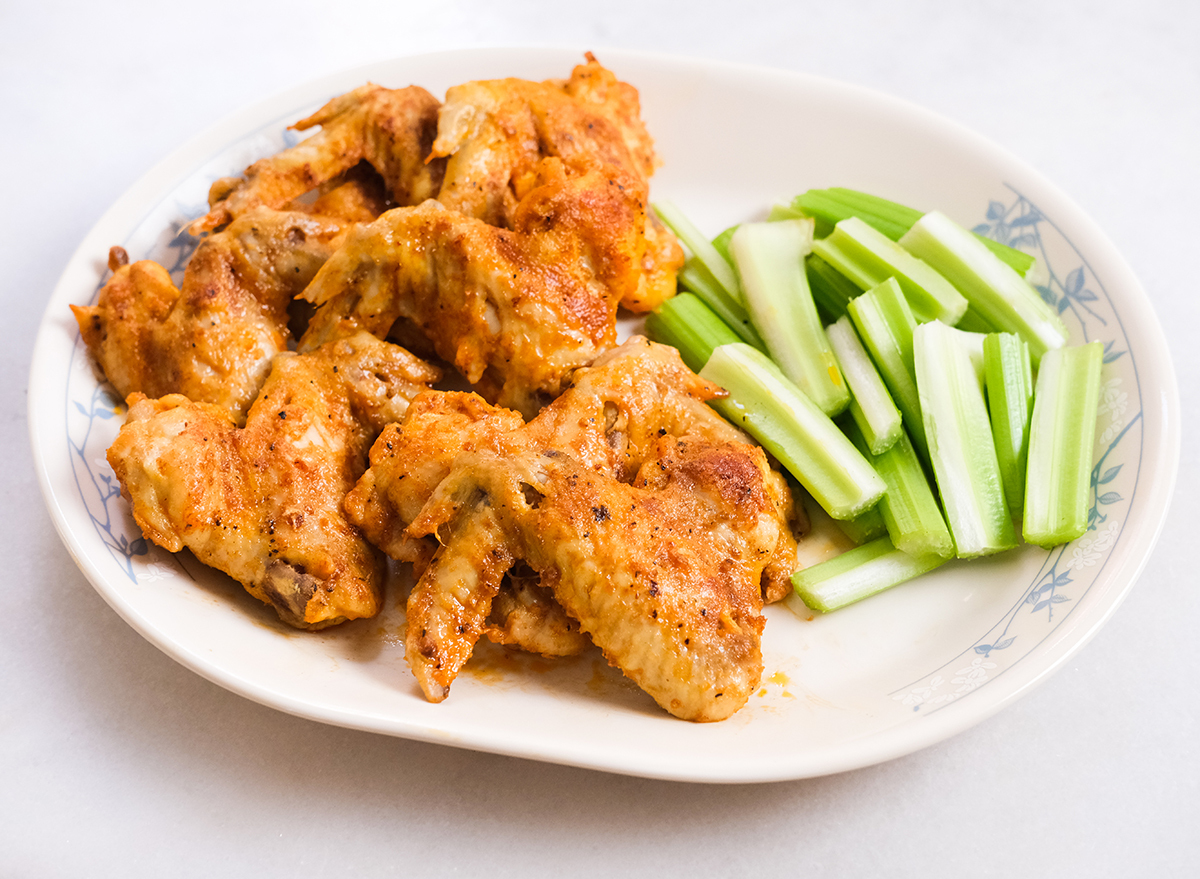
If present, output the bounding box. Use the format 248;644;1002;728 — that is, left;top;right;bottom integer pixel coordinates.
847;278;928;460
843;417;954;558
1023;342;1104;547
899;211;1068;364
654;202;743;304
700;343;885;520
983;333;1034;518
730;220;850;416
805;254;861;323
677;260;767;351
793;187;1036;275
835;505;888;545
711;224;738;264
955;304;998;334
914;320;1017;557
812;217;968;324
644;293;742;373
768;203;807;222
791;536;948;613
827;315;902;454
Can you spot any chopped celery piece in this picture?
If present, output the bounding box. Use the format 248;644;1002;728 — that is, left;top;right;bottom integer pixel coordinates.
900;211;1068;364
835;505;888;545
677;261;767;351
768;203;807;222
914;320;1017;557
805;254;860;323
730;220;850;416
654;202;743;304
827;315;902;454
847;278;928;460
955;304;998;334
792;187;1036;275
644;292;742;373
983;333;1034;517
1023;342;1103;548
711;224;738;264
700;344;885;520
812;217;968;324
843;418;954;559
791;536;948;613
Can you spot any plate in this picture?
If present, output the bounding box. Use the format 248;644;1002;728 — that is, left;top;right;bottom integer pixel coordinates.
29;48;1179;782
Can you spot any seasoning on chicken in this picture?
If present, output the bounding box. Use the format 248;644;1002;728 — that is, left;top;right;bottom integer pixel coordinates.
106;331;440;629
72;206;356;423
188;84;444;236
406;439;779;722
298;158;653;417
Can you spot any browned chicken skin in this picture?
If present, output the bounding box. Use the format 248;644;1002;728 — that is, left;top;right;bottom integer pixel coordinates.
406;439;779;722
107;332;440;629
342;338;802;715
298;158;650;417
72;207;356;422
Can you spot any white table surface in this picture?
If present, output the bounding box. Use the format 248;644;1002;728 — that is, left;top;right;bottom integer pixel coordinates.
5;1;1197;875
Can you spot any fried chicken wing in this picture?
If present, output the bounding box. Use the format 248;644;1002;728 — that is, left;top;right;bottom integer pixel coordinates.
406;438;777;721
72;207;355;422
298;158;647;416
107;331;440;629
189;85;443;235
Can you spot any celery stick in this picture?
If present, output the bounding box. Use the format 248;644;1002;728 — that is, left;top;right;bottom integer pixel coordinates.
644;292;742;373
843;418;954;559
1023;342;1103;548
847;279;928;460
827;315;902;454
805;254;860;323
793;187;1037;275
700;344;885;520
983;333;1034;517
677;261;767;351
711;224;738;264
768;204;807;222
900;211;1068;364
812;217;968;324
654;202;743;304
835;505;888;545
914;320;1017;557
791;536;948;613
955;305;998;334
730;220;850;416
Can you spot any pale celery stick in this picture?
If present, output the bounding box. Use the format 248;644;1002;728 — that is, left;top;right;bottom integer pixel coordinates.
827;315;903;454
677;260;767;350
730;219;850;416
847;278;927;460
791;536;948;613
654;202;743;303
914;320;1017;557
644;292;742;373
900;211;1068;364
700;343;885;520
835;504;888;545
812;217;968;324
843;418;955;559
983;333;1034;518
1023;342;1104;547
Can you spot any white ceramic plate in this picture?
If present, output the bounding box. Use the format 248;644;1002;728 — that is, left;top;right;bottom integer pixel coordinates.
29;48;1179;783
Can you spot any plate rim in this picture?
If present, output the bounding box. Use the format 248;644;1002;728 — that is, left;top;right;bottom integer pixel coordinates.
28;46;1182;783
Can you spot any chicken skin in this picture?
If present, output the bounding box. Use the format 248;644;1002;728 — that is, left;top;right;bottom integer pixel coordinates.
188;84;444;236
406;439;779;722
298;158;652;417
72;207;355;423
107;332;440;629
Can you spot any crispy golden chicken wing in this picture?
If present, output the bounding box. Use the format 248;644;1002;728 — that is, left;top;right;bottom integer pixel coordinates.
188;85;443;235
107;331;440;629
298;158;649;417
72;207;355;422
405;438;778;721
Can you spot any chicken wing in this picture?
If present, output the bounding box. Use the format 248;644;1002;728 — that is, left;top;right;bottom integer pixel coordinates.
188;84;443;235
72;207;356;422
107;331;440;629
406;438;778;722
297;158;648;417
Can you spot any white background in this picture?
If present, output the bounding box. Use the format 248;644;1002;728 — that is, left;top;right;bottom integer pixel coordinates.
4;1;1197;875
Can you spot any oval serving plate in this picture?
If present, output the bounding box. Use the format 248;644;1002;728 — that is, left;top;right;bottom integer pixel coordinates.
29;47;1179;782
